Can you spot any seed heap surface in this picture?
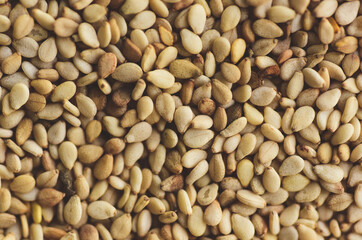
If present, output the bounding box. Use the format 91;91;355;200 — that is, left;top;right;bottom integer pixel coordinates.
0;0;361;239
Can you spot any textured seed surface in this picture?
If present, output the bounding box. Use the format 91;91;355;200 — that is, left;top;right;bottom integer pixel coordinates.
0;1;360;239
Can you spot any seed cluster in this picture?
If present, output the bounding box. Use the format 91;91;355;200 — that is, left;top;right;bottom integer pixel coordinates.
0;0;361;239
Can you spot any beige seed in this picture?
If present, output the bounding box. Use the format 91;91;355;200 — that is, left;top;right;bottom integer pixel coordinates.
78;23;100;48
181;149;207;168
318;60;346;81
291;106;315;132
236;159;254;188
10;175;35;193
260;123;284;143
2;52;21;75
327;193;353;212
156;46;177;69
280;204;300;227
220;5;241;32
231;38;246;64
0;15;10;32
87;201;116;220
302;68;325;88
125;122;152;143
83;4;107;23
13;14;34;39
236;133;256;160
187;205;206;237
180;29;202;54
156;93;175;122
267;6;296;23
112;62;143;83
64;195;82;225
212;79;233;105
316;88;341;110
9;83;29;110
188;4;206;35
279;155;304;176
212;37;231;62
54;17;79;37
258;141;279;164
38;37;57;63
177;189;192;215
76;93;97;118
169;59;202;79
231;214;255;240
330;123;354;145
236;189;266;208
58;141;77;170
295;182;321;203
0;188;11;213
185;160;208;185
318;18;334;45
314;164;344;184
313;0;338;18
183;129;214;148
130;11;156;30
297;224;318;240
252;19;283;38
174;106;194;134
146;69;175;89
263;167;281;193
204;200;222;226
341;96;358;123
51;81;76;102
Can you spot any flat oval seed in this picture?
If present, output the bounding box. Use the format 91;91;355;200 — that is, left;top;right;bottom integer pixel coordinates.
10;175;35;193
13;14;34;39
263;167;281;193
231;214;255;240
316;88;341;110
125;122;152;143
188;4;206;35
253;19;283;38
146;69;175;89
188;206;206;237
169;59;202;79
183;129;214;148
291;106;315;132
279;155;305;176
313;164;344;184
220;5;241;32
335;1;360;26
64;195;82;225
250;86;277;106
87;201;117;220
258;141;279;164
9;83;29;110
78;23;100;48
112;62;143;83
180;29;202;54
331;123;354;145
0;15;10;32
110;214;132;239
295;182;321;203
236;189;266;208
38;37;57;63
129;11;156;30
51;81;76;102
267;6;296;23
59;141;77;170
